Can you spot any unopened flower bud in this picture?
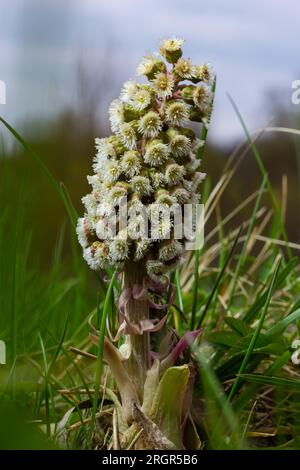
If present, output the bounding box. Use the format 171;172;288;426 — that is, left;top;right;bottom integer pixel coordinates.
181;85;195;104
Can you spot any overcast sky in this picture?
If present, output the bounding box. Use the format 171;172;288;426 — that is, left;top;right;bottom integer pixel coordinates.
0;0;299;143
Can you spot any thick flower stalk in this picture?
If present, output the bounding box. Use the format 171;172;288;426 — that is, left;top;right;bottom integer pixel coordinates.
77;37;214;449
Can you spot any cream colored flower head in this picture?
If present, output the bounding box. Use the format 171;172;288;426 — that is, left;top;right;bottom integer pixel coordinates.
160;37;185;51
78;38;214;279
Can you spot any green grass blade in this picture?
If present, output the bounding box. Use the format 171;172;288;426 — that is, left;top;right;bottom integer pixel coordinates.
227;174;267;307
190;249;200;330
233;351;291;412
38;333;51;437
228;259;281;401
0;117;61;194
0;116;78;226
266;307;300;338
196;226;242;328
243;257;297;323
227;95;292;259
190;78;216;329
239;374;300;391
60;182;78;229
88;270;117;448
195;349;242;449
175;268;184;314
47;313;69;378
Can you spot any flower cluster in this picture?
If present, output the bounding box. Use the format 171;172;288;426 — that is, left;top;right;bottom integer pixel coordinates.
77;38;214;279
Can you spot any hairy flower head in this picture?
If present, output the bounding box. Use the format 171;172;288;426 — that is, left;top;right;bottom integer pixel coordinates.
109;235;130;263
146;259;165;277
174;58;193;79
109;183;129;206
193;84;212;111
102;160;121;183
150;171;167;189
152;72;174;98
151;216;173;240
76;217;93;248
171;187;190;204
155;189;177;206
165;163;185;185
169;134;191;158
130;88;152;111
192;63;214;84
138;111;162;138
121;150;142;177
137;55;166;79
134;239;152;261
82;193;99;217
159;37;185;63
159;239;183;262
109;99;124;133
165;101;189;126
83;241;110;270
131;175;153;196
144;140;169;167
118;122;137;149
120;80;139;103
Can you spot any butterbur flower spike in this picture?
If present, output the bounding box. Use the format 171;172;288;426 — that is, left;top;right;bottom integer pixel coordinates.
77;37;215;449
78;37;214;275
